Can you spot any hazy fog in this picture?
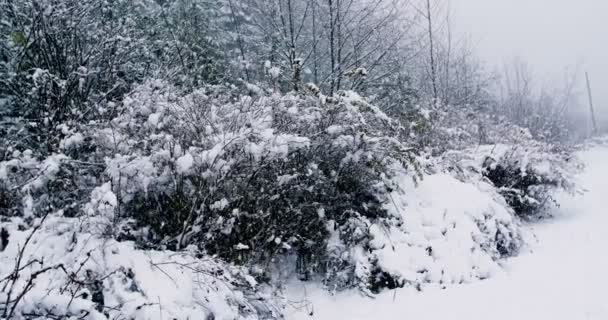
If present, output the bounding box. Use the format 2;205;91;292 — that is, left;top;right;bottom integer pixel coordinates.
452;0;608;122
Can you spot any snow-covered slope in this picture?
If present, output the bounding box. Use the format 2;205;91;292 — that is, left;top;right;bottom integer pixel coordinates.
285;146;608;320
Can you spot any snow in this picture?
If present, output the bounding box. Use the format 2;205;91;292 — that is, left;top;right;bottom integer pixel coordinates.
363;171;521;288
277;174;298;185
0;216;278;319
246;83;263;95
1;142;604;319
106;154;157;195
81;182;118;234
147;112;162;128
285;145;608;320
176;152;194;174
85;182;117;217
236;243;251;250
210;198;230;210
22;153;68;192
269;67;281;79
419;107;431;120
304;82;320;94
325;125;344;135
354;67;367;76
60;132;85;150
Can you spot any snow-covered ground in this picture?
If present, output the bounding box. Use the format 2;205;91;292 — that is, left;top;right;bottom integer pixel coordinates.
286;146;608;320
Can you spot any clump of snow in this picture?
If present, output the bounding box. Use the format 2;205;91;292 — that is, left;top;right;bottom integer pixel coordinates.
82;182;118;233
355;67;367;76
236;243;251;250
419;108;431;120
439;144;581;219
176;152;194;174
304;82;320;95
246;83;263;95
210;198;230;210
22;154;68;192
60;132;85;150
269;67;281;79
277;174;297;185
105;154;157;198
147;112;162;128
325;125;344;135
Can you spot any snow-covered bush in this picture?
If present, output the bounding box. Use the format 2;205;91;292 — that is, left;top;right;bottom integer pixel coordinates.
311;168;525;295
419;100;580;220
423;103;539;154
0;144;104;220
438;143;579;220
367;172;523;291
0;76;580;303
480;145;578;220
0;0;586;315
90;80;420;291
0;216;281;320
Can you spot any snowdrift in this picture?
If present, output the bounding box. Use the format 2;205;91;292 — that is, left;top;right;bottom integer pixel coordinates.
0;216;280;320
375;172;522;286
307;168;523;296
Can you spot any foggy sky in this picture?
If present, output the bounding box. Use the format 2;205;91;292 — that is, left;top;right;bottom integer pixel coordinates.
452;0;608;119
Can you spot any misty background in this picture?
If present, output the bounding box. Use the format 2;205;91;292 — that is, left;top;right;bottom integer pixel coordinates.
452;0;608;131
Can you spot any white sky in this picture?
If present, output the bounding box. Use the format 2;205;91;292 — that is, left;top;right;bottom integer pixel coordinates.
451;0;608;115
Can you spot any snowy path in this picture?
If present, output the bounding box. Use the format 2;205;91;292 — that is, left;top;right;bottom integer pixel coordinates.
286;146;608;320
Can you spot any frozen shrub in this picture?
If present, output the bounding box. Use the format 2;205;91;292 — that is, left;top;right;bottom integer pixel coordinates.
91;80;420;290
423;102;543;154
438;143;579;221
481;145;578;220
0;217;281;320
0;149;101;220
424;101;580;220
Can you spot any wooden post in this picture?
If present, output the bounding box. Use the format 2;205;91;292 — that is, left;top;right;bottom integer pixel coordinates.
585;71;598;134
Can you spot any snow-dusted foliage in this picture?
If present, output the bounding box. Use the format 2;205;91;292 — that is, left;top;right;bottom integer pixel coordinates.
90;80;420;290
0;216;280;319
415;100;581;220
308;164;525;295
361;172;522;292
0;75;580;314
439;142;581;220
0;0;586;316
479;145;579;219
422;103;531;153
0;151;96;219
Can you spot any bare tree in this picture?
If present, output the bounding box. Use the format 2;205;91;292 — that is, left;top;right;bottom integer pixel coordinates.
425;0;438;101
245;0;416;94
